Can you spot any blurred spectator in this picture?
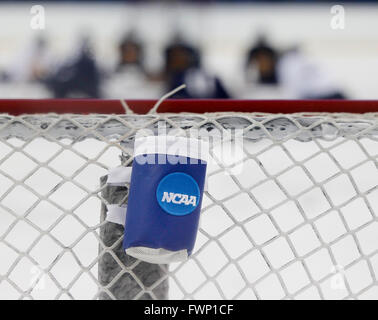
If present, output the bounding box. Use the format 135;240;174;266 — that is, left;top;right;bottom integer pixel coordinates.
103;33;162;99
245;35;279;85
277;48;347;99
116;33;145;73
45;36;101;98
162;37;230;99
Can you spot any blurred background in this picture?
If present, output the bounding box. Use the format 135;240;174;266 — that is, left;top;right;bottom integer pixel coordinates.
0;0;378;100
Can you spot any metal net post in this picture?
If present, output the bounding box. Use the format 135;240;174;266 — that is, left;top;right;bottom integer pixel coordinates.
98;176;169;300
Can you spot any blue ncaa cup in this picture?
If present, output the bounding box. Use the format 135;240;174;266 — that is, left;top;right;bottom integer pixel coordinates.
123;135;208;264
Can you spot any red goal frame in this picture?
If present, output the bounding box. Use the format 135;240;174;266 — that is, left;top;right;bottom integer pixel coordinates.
0;99;376;115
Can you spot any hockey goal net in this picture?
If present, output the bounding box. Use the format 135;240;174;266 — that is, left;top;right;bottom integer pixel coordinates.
0;99;377;300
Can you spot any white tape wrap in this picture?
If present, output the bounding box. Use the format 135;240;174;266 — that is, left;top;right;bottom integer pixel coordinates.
105;166;131;225
106;204;127;226
107;166;132;186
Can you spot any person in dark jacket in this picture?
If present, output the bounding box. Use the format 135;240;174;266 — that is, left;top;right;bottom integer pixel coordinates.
245;35;279;85
163;38;230;99
45;36;101;98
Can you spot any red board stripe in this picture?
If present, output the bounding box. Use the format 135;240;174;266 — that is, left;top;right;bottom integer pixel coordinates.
0;99;376;115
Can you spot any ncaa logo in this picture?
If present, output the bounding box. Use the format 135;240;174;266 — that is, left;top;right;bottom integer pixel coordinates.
156;172;200;216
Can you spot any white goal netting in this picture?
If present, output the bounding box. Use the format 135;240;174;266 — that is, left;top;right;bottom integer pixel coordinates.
0;111;377;300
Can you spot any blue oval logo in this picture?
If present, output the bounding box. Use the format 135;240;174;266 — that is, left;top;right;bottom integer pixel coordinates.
156;172;200;216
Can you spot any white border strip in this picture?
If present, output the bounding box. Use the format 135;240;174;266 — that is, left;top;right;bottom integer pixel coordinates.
134;136;209;162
